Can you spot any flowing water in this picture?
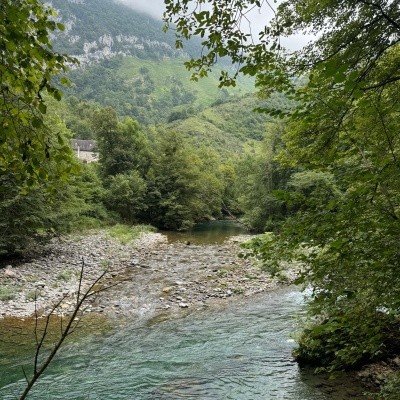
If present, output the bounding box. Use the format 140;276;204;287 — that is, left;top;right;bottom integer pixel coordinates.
0;222;366;399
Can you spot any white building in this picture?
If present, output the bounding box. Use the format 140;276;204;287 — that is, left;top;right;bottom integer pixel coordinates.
71;139;98;163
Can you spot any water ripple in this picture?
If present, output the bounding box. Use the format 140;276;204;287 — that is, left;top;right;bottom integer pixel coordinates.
0;287;364;399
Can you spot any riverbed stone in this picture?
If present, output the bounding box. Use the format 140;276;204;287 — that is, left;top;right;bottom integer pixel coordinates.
0;230;298;328
4;268;18;278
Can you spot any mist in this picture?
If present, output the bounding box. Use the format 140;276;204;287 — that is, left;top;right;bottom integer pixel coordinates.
115;0;166;20
115;0;313;51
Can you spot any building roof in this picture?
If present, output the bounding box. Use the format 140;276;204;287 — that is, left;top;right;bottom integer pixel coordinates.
71;140;97;152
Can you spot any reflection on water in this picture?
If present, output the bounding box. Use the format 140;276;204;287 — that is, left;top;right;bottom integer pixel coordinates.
0;288;366;399
163;220;250;244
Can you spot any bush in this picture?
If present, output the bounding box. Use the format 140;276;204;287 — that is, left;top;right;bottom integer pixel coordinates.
293;305;400;371
0;287;18;301
107;224;157;244
378;373;400;399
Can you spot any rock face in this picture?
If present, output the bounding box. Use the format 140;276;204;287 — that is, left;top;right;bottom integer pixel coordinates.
0;231;295;321
49;0;189;68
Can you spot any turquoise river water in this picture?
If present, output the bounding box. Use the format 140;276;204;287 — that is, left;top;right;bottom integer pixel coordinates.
0;221;366;399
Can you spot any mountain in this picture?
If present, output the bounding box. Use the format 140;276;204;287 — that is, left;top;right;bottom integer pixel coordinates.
62;55;257;126
49;0;287;153
50;0;194;66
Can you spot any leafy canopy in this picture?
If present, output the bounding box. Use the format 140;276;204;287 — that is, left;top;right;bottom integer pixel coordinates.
163;0;400;99
1;0;78;189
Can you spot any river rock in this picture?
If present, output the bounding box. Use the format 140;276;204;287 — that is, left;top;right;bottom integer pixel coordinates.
392;357;400;367
4;268;18;278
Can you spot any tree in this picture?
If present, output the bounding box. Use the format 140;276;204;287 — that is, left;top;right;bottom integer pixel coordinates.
1;0;78;189
0;161;109;256
0;97;85;255
235;123;291;231
163;0;400;99
105;171;147;223
145;129;222;230
164;0;400;377
92;107;150;178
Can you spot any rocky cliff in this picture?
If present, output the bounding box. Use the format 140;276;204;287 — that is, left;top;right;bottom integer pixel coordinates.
49;0;190;67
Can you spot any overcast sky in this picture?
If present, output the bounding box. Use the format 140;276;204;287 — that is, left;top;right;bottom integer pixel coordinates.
115;0;314;50
116;0;166;20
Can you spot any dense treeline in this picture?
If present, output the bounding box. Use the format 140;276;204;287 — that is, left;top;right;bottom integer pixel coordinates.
1;93;272;254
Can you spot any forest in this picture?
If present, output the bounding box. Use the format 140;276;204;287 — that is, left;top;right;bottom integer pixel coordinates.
1;0;400;398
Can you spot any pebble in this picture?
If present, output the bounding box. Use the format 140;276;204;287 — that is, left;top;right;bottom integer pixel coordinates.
0;231;297;321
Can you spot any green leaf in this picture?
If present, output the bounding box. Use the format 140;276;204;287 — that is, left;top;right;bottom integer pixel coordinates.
344;80;356;91
352;89;364;99
32;118;42;128
59;77;71;87
334;73;346;83
357;98;370;107
348;71;359;81
38;103;47;114
38;169;47;180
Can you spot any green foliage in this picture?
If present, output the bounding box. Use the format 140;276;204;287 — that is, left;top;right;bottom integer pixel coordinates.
0;176;51;254
57;270;74;282
378;372;400;399
0;0;77;189
62;163;110;228
218;160;240;216
293;305;400;371
0;161;109;255
164;0;399;100
63;97;96;140
107;224;157;244
63;56;256;127
105;171;147;223
144;129;223;230
92;108;151;177
235;124;292;231
25;289;42;302
164;0;400;375
0;287;17;301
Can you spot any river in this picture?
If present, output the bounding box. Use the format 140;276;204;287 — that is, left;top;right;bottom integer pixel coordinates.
0;221;366;399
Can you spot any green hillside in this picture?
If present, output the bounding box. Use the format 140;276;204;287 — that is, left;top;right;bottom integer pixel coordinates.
118;57;255;108
64;56;257;126
166;93;289;156
50;0;290;157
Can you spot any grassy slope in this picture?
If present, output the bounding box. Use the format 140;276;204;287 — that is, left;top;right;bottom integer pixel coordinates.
117;57;256;109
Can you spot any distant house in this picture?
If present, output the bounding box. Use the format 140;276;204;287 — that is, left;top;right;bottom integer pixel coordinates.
71;139;98;163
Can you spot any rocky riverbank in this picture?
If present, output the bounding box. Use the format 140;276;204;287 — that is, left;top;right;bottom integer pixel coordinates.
2;230;397;397
0;230;293;320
